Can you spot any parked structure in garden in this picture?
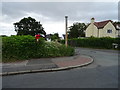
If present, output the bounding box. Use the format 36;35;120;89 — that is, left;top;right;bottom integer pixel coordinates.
85;18;120;38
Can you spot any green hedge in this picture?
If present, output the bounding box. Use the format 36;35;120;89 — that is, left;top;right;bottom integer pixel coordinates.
2;35;74;62
60;37;120;49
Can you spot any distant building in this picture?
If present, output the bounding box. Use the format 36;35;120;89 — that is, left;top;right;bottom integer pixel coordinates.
85;18;119;38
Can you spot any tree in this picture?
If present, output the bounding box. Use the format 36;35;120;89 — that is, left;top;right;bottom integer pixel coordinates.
13;17;46;36
113;21;120;24
52;33;60;41
47;33;60;41
68;22;87;38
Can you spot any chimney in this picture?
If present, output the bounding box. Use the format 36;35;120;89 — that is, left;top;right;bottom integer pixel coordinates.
91;17;95;24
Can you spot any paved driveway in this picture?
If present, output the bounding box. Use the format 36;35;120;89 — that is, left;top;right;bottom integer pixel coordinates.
2;48;118;88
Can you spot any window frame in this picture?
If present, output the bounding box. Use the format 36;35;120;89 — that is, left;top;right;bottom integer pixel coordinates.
107;29;112;33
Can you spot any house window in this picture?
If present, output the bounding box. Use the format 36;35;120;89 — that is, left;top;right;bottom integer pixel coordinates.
107;29;112;33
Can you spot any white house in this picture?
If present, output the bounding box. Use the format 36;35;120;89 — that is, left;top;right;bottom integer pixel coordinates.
85;18;119;38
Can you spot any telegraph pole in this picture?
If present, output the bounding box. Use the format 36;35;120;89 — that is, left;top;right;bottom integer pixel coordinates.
65;16;68;47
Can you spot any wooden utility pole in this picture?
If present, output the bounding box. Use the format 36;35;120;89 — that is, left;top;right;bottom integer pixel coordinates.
65;16;68;47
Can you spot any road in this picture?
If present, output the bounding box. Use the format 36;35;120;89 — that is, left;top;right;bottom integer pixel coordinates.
2;48;118;88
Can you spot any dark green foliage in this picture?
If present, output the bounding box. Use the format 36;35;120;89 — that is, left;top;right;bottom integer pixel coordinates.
14;17;46;36
2;35;74;62
68;22;87;38
60;37;119;49
50;33;60;41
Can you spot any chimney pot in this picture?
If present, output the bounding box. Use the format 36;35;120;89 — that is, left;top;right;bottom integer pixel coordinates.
91;17;95;23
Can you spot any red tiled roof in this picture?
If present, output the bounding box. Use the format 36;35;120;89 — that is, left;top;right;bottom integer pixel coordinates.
94;20;112;29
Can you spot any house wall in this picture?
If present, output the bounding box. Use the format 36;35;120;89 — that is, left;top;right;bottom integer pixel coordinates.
98;29;102;37
85;23;98;37
115;30;119;37
100;22;116;38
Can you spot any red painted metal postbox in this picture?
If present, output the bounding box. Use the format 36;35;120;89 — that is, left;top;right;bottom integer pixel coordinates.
35;34;41;42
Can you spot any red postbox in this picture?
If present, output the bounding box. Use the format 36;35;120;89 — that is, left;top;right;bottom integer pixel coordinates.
35;34;41;42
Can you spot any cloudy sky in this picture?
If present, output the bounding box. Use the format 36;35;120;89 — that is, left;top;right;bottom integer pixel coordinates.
0;0;119;37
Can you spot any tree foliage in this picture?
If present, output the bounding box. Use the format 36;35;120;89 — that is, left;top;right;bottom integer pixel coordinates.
113;21;120;24
51;33;60;41
47;33;60;41
14;17;46;36
68;22;87;38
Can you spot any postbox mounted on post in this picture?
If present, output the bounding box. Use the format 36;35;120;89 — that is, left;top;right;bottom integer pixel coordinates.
35;34;41;42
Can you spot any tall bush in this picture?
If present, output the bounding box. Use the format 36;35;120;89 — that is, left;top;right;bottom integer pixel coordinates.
2;35;74;62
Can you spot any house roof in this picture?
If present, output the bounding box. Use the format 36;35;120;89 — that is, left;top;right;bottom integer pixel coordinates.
94;20;112;29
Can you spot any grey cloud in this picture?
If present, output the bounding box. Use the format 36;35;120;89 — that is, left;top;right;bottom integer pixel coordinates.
2;2;118;23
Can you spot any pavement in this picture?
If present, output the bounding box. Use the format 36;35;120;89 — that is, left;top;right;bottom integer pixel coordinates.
0;54;93;76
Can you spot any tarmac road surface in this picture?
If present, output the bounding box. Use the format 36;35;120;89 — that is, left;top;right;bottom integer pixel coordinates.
2;48;118;88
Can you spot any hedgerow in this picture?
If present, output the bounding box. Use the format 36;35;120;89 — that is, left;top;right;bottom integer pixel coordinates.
60;37;120;49
2;35;74;62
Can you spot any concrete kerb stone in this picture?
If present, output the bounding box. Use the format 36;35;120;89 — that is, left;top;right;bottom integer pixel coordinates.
0;55;94;76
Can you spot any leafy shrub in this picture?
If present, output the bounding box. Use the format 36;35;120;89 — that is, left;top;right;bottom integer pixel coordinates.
2;35;74;62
